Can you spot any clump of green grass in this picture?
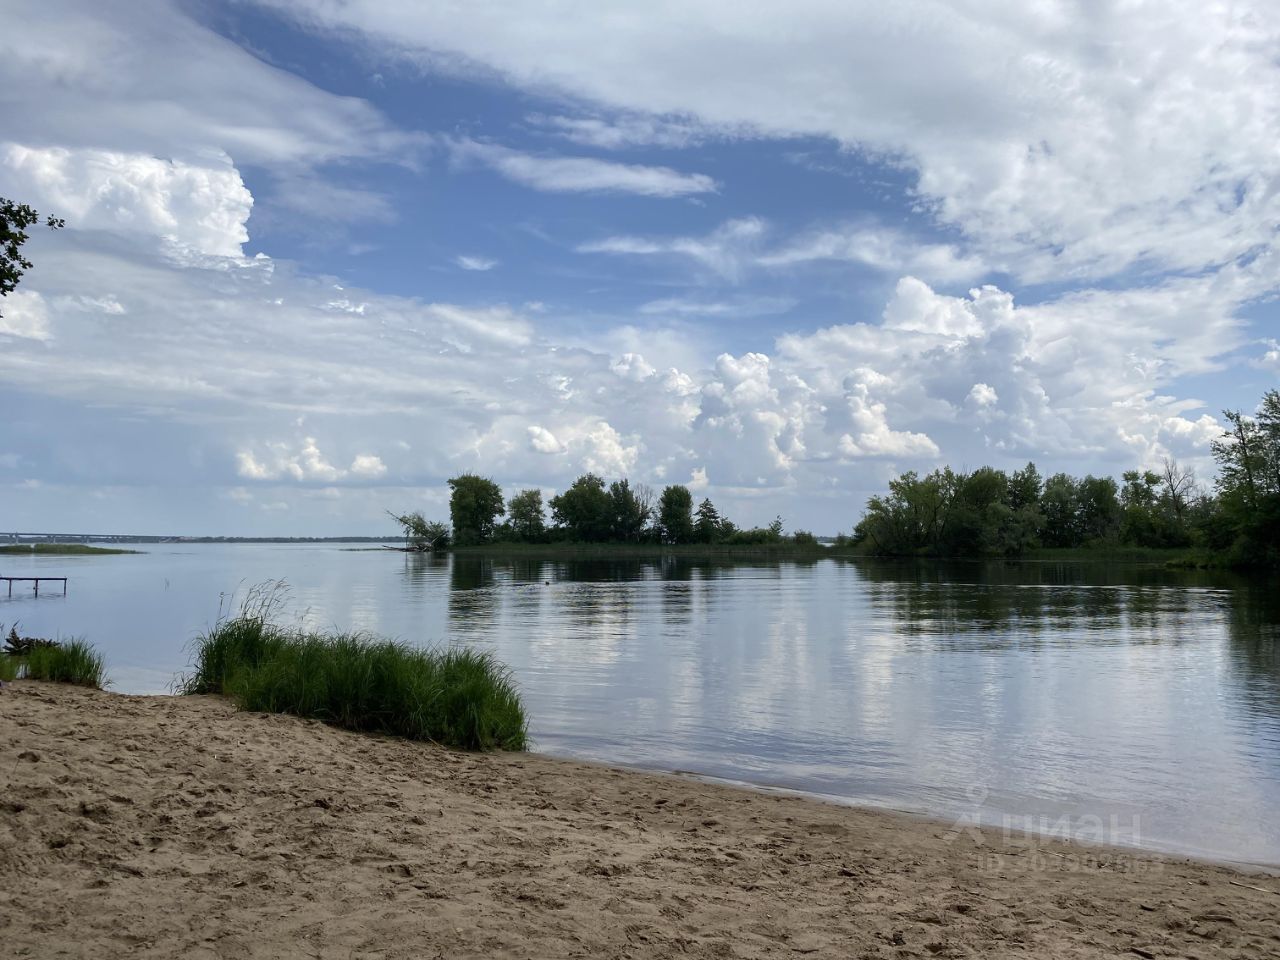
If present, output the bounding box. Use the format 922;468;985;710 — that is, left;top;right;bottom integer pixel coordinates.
181;587;527;751
178;611;280;696
0;655;18;682
23;639;107;688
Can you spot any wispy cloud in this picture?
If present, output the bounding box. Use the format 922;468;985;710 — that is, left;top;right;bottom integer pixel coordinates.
448;138;717;197
758;223;987;284
455;255;498;271
638;296;794;318
578;218;764;279
581;217;986;286
526;113;706;150
267;172;397;225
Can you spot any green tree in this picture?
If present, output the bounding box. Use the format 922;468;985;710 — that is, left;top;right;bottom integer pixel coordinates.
1213;407;1268;513
1260;390;1280;495
939;467;1007;554
447;474;505;545
1;197;64;316
389;511;450;551
999;462;1045;555
1077;475;1121;543
549;473;613;541
1213;390;1280;564
1119;469;1163;546
507;488;546;542
1008;462;1043;511
855;470;946;554
694;498;722;543
658;485;694;544
1040;473;1081;547
609;479;651;542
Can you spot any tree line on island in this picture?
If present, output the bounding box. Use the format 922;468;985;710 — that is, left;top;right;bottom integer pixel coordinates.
393;475;800;551
856;389;1279;566
394;388;1278;567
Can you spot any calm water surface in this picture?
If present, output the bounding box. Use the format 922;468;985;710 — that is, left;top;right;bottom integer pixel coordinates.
4;544;1278;866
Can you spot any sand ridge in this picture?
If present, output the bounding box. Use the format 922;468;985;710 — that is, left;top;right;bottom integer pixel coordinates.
2;681;1278;958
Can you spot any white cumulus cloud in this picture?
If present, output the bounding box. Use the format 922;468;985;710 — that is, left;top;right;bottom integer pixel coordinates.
349;454;387;477
527;426;566;455
967;383;998;408
0;290;53;341
2;143;253;257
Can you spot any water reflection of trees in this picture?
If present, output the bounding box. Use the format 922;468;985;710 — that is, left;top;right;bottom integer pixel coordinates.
852;558;1257;650
427;555;828;643
398;550;449;587
1224;579;1280;714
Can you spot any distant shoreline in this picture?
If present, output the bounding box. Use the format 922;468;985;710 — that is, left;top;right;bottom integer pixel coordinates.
2;535;391;545
1;537;1228;567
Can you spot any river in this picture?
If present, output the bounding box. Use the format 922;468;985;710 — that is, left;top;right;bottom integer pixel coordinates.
4;544;1278;867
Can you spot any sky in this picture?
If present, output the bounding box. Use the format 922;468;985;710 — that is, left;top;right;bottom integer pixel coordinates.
1;0;1277;536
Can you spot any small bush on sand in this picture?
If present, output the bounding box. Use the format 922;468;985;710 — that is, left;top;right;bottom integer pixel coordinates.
23;639;106;688
181;586;527;751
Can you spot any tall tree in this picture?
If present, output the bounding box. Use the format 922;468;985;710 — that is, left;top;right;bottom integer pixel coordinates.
1;197;64;316
1040;473;1081;547
447;474;505;545
609;479;650;542
1008;462;1043;511
694;498;722;543
658;485;694;544
1077;475;1121;543
855;470;946;554
1160;458;1196;523
1119;469;1163;546
1213;409;1266;512
549;473;613;541
1213;390;1280;564
1259;389;1280;496
507;488;546;542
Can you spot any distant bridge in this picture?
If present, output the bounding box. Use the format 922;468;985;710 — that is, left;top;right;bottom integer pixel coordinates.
3;533;388;544
4;532;181;544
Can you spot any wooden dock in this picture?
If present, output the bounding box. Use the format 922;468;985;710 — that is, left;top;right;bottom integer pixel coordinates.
2;577;68;597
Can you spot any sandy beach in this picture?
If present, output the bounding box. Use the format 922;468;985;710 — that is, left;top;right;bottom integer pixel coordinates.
3;682;1278;959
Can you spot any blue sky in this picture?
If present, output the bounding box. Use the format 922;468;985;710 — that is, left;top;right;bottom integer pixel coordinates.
1;0;1277;535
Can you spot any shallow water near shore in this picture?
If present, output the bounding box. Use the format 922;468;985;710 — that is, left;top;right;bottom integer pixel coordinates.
4;543;1278;866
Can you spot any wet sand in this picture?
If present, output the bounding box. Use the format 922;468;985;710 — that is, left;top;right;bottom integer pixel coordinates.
3;681;1278;958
